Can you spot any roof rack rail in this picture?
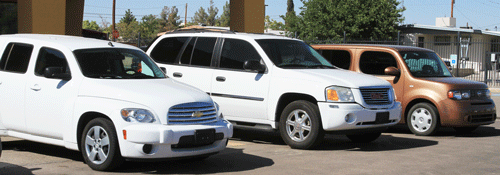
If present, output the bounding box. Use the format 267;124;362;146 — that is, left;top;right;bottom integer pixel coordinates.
162;26;236;35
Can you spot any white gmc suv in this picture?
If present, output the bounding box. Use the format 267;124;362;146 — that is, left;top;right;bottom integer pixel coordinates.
0;34;232;171
146;29;402;149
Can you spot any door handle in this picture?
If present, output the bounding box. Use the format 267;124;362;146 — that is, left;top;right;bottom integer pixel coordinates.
30;84;41;91
216;76;226;82
173;72;183;77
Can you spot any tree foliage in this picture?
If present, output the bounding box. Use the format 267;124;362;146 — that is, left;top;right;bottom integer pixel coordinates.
192;0;218;26
120;9;137;25
192;7;208;25
160;6;181;31
216;1;230;27
288;0;404;41
82;20;100;31
265;16;285;30
140;14;161;39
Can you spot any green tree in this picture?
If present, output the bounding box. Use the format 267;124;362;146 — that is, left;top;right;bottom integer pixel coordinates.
265;16;285;30
140;14;161;39
216;1;230;27
120;9;137;25
206;0;219;26
192;7;208;25
289;0;404;41
116;20;139;40
160;6;181;31
82;20;100;31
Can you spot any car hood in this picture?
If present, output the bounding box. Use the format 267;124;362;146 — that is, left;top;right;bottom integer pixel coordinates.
276;68;392;89
420;77;489;89
79;78;213;108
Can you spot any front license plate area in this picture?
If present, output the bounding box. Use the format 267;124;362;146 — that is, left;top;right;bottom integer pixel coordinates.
375;112;390;124
195;129;215;145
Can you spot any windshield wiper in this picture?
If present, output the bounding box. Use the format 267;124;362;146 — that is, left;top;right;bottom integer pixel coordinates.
278;63;310;68
307;65;336;69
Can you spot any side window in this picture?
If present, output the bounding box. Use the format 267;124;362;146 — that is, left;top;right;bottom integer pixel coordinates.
190;37;216;67
359;51;398;75
0;43;34;73
220;38;262;70
321;50;351;69
35;47;69;76
180;38;195;65
149;37;189;64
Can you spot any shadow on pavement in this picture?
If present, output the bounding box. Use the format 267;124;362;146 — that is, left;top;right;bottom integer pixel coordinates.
115;147;274;174
315;134;438;151
1;140;82;162
230;129;286;145
0;163;39;175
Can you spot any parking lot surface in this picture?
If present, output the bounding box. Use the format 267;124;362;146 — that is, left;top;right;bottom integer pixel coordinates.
1;122;500;175
1;94;500;174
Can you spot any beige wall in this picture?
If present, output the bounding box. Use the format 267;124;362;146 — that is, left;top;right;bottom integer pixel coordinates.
230;0;265;33
17;0;84;36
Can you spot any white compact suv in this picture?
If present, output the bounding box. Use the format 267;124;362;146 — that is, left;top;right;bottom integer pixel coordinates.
146;29;402;149
0;34;232;171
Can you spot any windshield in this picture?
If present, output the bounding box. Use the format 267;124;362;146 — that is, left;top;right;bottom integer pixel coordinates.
74;48;166;79
400;51;452;77
256;39;334;69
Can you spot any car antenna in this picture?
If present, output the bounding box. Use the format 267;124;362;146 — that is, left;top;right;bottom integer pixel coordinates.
108;42;114;47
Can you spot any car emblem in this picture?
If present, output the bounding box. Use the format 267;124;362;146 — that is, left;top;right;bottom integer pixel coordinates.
370;93;383;99
192;111;204;118
477;91;483;97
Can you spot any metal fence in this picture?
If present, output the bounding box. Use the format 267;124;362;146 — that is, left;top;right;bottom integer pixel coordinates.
305;38;500;88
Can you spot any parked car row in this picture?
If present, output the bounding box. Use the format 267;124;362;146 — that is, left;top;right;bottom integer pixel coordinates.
0;31;495;171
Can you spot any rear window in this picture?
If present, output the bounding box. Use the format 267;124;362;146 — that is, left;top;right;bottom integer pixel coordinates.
149;37;189;64
0;43;34;73
359;51;398;75
318;50;351;69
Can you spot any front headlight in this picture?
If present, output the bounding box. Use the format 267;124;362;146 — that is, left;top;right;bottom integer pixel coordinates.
448;90;470;100
121;108;157;123
326;86;355;102
213;101;223;120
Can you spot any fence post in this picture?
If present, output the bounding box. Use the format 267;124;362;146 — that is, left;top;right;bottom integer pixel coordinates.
137;32;141;48
456;31;461;77
397;31;400;45
343;31;346;44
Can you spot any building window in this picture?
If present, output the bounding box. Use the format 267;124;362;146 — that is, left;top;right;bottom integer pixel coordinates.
418;37;424;48
434;36;451;45
0;2;17;34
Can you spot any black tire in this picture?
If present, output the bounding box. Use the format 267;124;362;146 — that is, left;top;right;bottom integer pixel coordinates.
279;100;324;149
346;132;382;143
454;126;479;134
81;118;123;171
407;102;439;136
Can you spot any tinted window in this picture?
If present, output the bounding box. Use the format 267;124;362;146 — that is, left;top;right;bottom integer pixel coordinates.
74;48;166;79
319;50;351;69
35;48;70;76
180;38;195;65
257;39;333;68
191;37;216;67
0;43;34;73
220;38;262;70
149;37;189;64
359;51;398;75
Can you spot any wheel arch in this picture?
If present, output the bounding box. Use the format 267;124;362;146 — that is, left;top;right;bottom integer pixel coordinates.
76;112;113;151
275;93;318;124
404;98;440;124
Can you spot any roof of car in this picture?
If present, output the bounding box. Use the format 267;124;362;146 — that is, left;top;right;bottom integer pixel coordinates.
0;34;139;51
312;44;435;52
159;30;296;41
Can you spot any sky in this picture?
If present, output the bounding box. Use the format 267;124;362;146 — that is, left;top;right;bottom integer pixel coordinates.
83;0;500;31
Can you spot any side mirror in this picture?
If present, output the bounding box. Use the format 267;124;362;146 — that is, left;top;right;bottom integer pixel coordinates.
44;67;71;80
384;66;400;77
243;60;266;73
160;67;167;74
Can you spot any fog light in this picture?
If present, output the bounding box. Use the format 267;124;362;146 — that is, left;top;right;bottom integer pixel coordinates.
345;114;356;123
143;144;153;154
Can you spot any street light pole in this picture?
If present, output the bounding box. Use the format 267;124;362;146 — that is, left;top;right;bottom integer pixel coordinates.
112;0;116;41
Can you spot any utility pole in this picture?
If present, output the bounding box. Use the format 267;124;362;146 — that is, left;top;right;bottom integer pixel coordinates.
112;0;116;41
185;3;188;27
451;0;455;18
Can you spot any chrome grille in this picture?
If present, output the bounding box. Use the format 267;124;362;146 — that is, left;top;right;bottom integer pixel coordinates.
168;102;217;125
360;88;391;105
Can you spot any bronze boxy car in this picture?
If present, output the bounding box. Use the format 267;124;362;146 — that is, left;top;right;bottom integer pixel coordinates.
312;44;496;136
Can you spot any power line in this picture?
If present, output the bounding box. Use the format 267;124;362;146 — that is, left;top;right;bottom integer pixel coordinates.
454;7;481;28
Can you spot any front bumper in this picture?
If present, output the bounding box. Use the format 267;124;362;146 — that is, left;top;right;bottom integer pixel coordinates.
439;99;496;127
318;102;401;131
118;120;233;159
